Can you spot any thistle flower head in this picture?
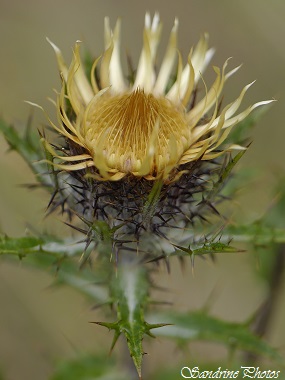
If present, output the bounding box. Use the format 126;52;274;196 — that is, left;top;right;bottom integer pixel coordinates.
34;13;275;247
43;13;270;183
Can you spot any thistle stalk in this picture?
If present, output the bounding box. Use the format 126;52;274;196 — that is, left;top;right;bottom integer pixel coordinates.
93;254;167;379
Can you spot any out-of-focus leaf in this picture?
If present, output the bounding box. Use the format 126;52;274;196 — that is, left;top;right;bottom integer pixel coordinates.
0;235;43;255
251;244;281;284
226;222;285;245
225;106;270;146
242;177;285;284
0;117;51;189
57;272;108;303
83;49;95;82
148;311;282;363
0;117;43;167
150;367;184;380
50;354;127;380
0;234;109;303
225;177;285;247
0;368;4;380
263;177;285;228
210;150;247;199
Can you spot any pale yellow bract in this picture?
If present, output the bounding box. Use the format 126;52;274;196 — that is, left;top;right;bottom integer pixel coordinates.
41;13;272;182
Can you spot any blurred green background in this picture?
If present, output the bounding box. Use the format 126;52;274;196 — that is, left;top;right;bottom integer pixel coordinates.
0;0;285;379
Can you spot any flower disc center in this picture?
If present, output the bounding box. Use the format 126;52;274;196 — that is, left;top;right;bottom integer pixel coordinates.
85;89;190;174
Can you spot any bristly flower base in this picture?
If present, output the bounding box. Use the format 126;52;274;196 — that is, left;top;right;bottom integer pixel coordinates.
45;140;224;261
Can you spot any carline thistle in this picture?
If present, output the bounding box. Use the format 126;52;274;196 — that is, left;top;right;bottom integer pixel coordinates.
30;13;272;261
25;13;275;379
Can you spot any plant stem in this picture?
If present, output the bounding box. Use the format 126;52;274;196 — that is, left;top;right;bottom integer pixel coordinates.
245;244;285;364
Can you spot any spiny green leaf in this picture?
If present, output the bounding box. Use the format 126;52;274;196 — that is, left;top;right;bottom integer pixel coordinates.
148;311;282;363
173;240;242;258
193;241;242;255
148;232;243;265
94;262;153;379
112;264;149;379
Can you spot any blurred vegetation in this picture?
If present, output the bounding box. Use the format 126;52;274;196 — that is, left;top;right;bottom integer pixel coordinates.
1;1;285;379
